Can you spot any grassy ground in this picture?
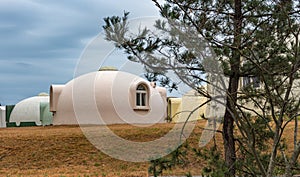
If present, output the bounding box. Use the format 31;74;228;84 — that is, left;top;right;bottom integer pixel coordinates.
0;121;210;177
0;120;298;176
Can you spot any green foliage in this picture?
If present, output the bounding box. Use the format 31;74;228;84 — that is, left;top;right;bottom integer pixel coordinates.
148;144;188;177
193;145;227;177
148;142;228;177
235;116;274;175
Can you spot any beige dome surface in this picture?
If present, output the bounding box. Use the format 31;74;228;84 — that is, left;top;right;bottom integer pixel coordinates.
51;70;167;125
9;96;49;126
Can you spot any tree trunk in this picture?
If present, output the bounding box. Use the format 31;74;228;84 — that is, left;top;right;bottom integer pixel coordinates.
223;76;239;176
223;0;242;176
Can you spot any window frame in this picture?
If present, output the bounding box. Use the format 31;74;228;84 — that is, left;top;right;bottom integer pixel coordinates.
242;76;260;89
134;84;150;110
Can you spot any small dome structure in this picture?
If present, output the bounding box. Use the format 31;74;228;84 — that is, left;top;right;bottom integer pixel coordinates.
50;70;167;125
9;95;52;126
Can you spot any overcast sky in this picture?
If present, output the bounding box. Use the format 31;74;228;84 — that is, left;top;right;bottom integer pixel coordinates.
0;0;160;104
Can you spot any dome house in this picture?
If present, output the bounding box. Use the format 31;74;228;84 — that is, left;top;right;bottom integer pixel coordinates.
50;67;167;125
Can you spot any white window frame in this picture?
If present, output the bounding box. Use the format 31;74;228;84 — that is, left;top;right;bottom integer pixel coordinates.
135;84;149;110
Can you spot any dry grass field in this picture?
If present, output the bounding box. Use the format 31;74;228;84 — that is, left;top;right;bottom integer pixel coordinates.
0;120;298;177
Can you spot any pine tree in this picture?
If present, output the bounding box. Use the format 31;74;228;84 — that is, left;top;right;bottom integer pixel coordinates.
103;0;300;176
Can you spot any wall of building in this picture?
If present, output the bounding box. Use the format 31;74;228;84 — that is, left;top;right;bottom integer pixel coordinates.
167;90;208;123
0;106;6;128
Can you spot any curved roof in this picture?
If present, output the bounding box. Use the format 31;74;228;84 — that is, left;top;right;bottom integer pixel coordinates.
9;96;49;126
53;71;167;125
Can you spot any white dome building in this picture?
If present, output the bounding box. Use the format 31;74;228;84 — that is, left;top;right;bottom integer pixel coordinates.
50;69;167;125
9;94;52;126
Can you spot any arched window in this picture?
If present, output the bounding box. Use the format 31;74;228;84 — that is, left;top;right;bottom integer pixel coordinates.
136;84;147;107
